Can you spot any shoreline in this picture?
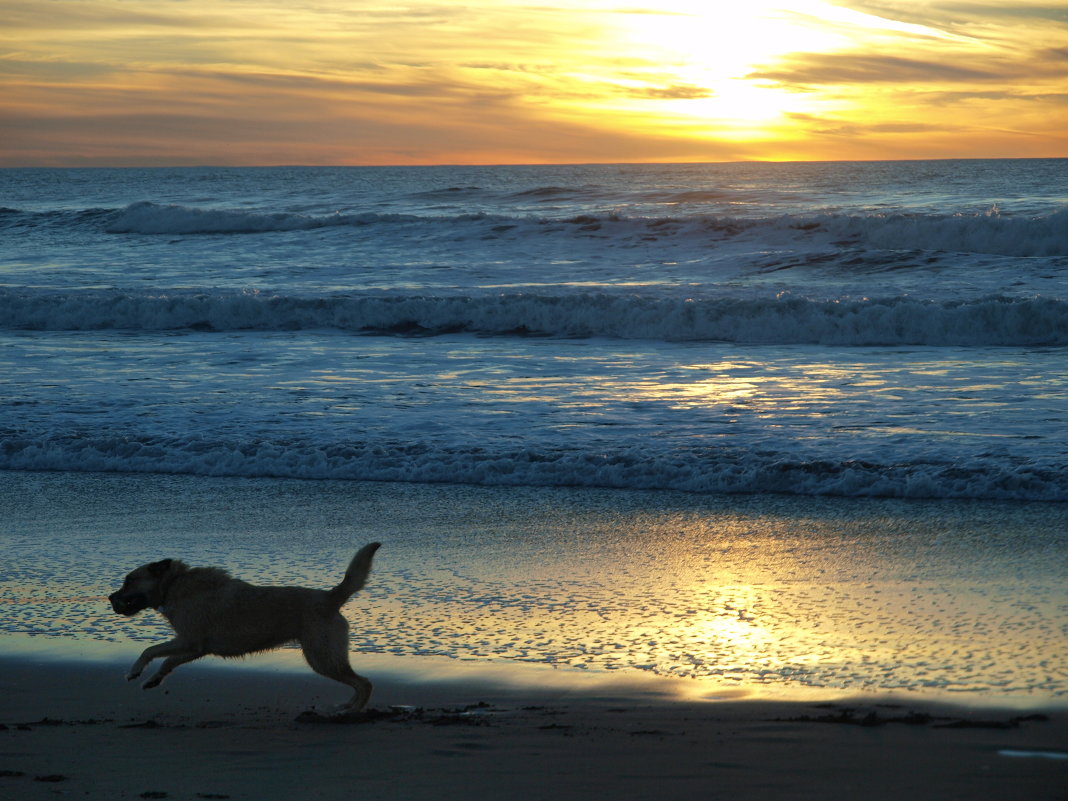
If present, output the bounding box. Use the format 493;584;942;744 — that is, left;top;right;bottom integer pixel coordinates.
2;633;1063;711
2;650;1065;801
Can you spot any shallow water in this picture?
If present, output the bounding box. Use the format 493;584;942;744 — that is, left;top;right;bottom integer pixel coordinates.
4;333;1064;498
3;471;1064;702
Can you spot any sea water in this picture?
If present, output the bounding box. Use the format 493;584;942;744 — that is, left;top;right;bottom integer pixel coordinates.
2;161;1066;699
2;159;1067;500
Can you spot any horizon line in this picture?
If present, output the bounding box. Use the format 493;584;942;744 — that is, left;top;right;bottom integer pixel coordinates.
2;155;1065;170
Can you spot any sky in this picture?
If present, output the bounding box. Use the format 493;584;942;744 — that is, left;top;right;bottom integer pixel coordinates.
1;0;1066;166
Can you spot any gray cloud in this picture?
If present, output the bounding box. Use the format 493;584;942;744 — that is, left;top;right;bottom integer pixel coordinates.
785;112;948;137
625;84;713;99
747;53;1004;85
925;2;1068;24
830;1;1068;28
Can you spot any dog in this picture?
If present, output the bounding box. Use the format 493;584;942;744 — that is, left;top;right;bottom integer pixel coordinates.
108;542;381;711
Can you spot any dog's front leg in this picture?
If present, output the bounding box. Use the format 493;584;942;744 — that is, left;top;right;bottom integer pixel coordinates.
141;650;205;689
126;639;198;684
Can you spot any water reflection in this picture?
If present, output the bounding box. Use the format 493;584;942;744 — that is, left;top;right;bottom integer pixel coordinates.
1;473;1065;702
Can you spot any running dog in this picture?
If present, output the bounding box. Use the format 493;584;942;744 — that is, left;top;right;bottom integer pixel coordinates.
108;543;381;711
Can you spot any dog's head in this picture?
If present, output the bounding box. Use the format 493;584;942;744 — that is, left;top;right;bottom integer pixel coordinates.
108;559;176;616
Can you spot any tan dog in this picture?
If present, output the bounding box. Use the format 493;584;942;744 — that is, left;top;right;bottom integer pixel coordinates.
108;542;381;711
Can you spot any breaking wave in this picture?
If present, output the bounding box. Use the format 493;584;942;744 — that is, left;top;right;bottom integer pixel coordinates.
4;200;1065;257
1;432;1063;501
2;288;1066;346
105;202;1068;257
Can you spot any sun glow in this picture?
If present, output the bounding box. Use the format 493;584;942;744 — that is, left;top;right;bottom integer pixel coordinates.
615;1;843;80
571;1;875;139
1;0;1066;164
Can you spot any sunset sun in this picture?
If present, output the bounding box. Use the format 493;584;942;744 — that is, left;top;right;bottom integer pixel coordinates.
599;2;842;135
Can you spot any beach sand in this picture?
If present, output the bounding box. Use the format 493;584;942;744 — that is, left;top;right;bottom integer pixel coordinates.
2;471;1066;798
1;651;1065;801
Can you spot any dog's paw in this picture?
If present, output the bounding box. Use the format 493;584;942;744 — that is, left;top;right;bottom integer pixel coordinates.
141;676;162;690
126;669;143;681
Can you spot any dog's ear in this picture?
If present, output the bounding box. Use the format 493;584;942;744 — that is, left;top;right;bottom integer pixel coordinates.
148;559;174;577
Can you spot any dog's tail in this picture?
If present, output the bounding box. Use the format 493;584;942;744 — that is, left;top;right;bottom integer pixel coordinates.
326;542;381;609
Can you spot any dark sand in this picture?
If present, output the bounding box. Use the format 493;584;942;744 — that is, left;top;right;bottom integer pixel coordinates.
1;653;1065;801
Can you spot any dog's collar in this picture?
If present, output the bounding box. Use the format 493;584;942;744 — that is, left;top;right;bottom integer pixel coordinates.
154;569;182;613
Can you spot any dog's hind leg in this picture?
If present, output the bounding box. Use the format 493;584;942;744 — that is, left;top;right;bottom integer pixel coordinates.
300;616;373;712
127;639;205;688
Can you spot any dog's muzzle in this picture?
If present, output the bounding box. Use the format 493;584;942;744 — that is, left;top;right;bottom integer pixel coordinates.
109;592;149;616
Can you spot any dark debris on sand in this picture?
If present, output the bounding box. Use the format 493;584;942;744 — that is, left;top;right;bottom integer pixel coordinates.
296;701;497;726
11;717;113;729
0;771;70;783
119;719;164;729
780;705;1050;730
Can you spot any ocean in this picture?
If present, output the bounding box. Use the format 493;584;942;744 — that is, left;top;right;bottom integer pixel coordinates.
2;159;1067;500
2;160;1066;700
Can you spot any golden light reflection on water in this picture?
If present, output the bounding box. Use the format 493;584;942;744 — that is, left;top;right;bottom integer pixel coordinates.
332;504;1068;701
2;474;1065;703
634;373;759;409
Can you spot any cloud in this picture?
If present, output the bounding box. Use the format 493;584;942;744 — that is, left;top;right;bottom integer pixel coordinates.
624;84;713;100
747;53;1004;85
831;1;1068;29
941;2;1068;23
921;89;1068;105
0;59;116;80
0;63;748;166
785;111;948;136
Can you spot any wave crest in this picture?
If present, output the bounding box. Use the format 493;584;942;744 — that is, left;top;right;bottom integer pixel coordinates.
2;289;1066;346
92;200;1068;258
103;201;423;234
1;433;1063;501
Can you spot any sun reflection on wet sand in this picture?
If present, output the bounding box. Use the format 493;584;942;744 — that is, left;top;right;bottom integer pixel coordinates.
1;472;1065;704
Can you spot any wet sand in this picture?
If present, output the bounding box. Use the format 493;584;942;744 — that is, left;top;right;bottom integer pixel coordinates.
3;471;1065;698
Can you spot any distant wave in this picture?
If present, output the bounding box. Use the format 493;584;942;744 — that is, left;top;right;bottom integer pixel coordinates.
1;432;1063;501
103;201;425;234
818;207;1068;258
102;201;1068;257
5;200;1065;258
2;288;1066;346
